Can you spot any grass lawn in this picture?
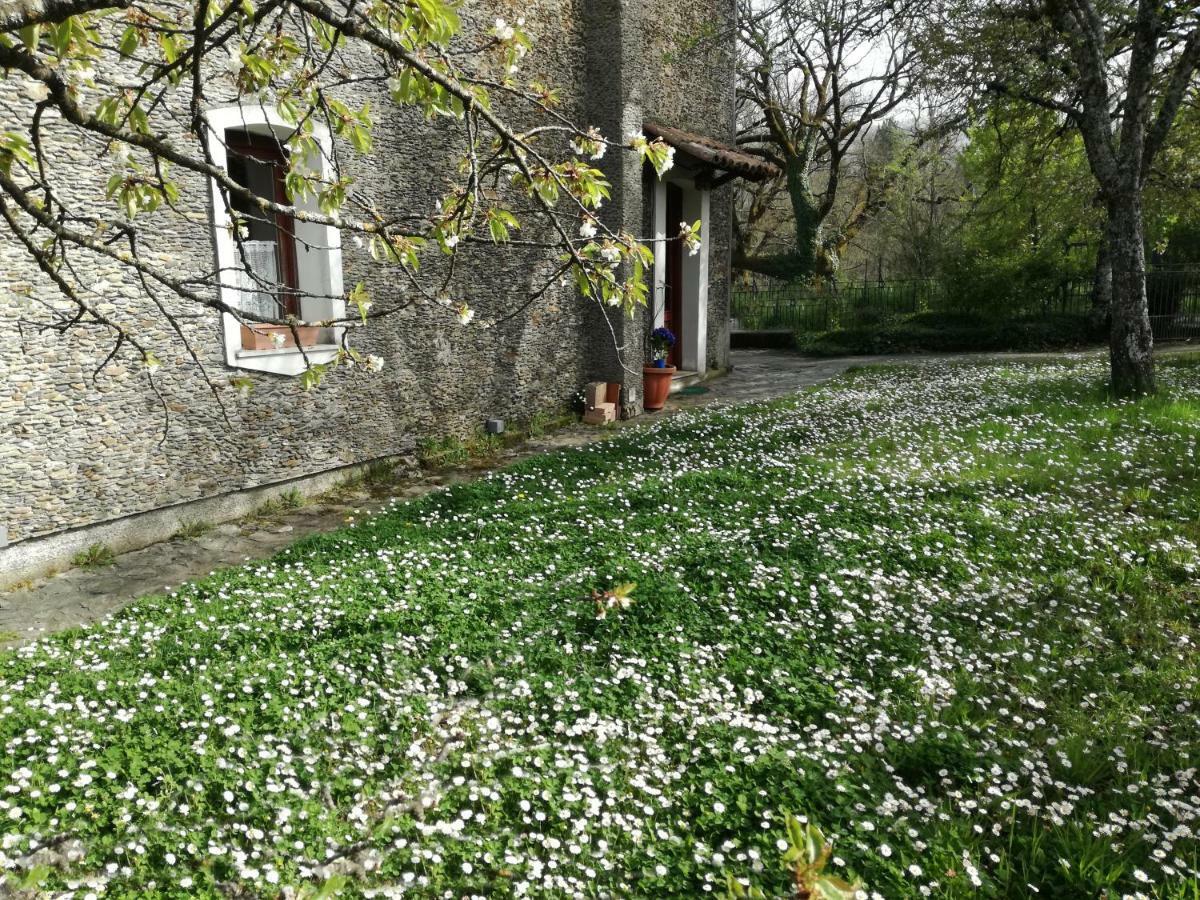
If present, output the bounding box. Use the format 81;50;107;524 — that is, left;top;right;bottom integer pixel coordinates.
2;356;1199;899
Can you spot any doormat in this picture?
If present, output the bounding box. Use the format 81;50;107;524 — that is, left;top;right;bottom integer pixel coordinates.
677;385;710;396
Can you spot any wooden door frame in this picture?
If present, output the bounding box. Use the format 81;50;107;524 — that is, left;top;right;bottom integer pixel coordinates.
664;182;684;368
651;174;711;375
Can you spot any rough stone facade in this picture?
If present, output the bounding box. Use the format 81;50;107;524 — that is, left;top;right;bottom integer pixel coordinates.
0;0;737;575
641;0;738;373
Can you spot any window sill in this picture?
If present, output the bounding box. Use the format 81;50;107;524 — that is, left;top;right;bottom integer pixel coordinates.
228;342;340;376
235;343;340;360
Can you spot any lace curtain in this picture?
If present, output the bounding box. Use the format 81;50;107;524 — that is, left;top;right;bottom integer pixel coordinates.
233;240;282;320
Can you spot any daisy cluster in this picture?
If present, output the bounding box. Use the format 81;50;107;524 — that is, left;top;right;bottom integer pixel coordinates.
2;357;1199;898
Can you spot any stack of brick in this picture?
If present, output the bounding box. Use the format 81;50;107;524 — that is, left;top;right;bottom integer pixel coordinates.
582;381;619;424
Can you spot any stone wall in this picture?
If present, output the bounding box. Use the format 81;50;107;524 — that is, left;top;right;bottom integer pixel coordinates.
0;0;737;566
639;0;738;372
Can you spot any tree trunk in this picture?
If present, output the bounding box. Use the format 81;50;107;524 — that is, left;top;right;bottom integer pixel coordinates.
733;158;833;281
785;156;821;276
1089;231;1112;335
1107;196;1155;396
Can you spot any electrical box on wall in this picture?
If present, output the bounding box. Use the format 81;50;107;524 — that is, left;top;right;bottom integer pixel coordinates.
620;385;642;419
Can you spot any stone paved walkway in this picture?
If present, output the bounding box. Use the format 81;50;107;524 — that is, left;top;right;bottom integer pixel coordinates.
699;348;897;403
4;345;1191;644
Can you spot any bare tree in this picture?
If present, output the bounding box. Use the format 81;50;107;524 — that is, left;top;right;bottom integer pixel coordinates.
733;0;943;281
850;110;963;280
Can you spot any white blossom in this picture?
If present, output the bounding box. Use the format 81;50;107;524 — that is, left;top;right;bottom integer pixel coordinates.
493;18;515;41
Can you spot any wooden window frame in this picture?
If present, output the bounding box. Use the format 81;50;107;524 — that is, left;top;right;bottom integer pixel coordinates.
225;130;300;317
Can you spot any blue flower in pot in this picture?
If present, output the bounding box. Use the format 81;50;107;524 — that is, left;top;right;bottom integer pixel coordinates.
650;327;676;367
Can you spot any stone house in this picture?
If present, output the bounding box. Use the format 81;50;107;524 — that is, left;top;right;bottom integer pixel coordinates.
0;0;775;585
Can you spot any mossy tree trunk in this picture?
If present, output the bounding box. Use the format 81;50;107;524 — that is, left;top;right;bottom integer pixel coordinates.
734;144;872;282
1106;195;1156;395
1089;230;1112;335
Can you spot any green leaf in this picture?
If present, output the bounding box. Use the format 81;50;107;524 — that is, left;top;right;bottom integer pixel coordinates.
350;124;372;154
572;265;592;298
19;865;52;890
0;132;35;175
786;814;805;851
349;281;371;323
814;875;860;899
128;104;150;135
805;823;824;864
159;32;180;64
95;96;121;125
299;365;324;391
18;23;40;52
313;874;348;899
119;25;139;57
50;20;73;55
277;97;299;125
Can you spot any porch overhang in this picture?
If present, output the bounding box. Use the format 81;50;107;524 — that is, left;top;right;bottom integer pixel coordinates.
643;121;781;185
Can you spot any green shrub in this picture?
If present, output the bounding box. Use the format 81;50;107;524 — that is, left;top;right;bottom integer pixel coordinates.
173;519;213;540
938;249;1089;316
722;814;862;899
71;542;115;569
253;497;284;518
279;488;305;509
797;311;1100;356
418;434;471;468
525;409;575;438
465;431;503;461
419;431;508;468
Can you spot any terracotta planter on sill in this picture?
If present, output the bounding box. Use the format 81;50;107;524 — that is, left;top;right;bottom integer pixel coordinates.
240;323;320;351
642;364;676;411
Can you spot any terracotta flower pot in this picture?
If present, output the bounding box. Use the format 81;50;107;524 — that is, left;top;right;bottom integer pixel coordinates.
642;365;676;411
240;323;321;351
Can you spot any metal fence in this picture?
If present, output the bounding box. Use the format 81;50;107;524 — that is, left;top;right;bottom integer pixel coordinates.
730;279;942;333
730;269;1200;342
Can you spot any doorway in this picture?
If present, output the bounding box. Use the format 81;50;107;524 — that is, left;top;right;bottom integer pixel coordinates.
664;183;684;368
651;175;710;374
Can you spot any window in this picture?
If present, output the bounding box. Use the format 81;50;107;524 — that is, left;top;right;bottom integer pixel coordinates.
225;130;300;319
204;106;344;375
